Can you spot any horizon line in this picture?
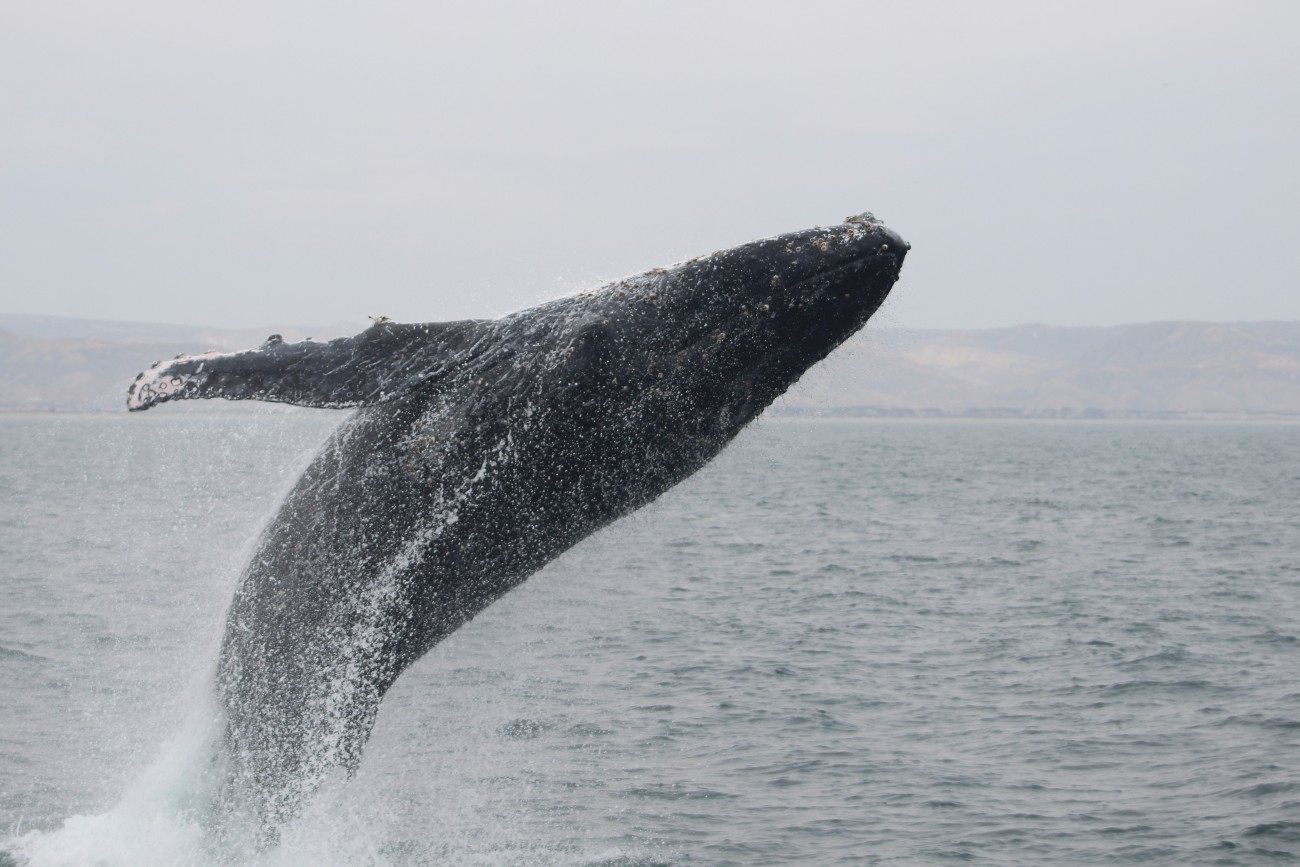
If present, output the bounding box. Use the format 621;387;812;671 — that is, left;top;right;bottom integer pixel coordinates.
3;311;1299;335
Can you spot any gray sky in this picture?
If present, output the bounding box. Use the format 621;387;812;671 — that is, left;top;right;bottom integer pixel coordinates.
2;0;1296;331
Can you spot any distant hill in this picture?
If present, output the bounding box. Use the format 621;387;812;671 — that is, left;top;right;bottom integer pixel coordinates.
782;321;1300;418
2;315;1298;418
0;316;357;413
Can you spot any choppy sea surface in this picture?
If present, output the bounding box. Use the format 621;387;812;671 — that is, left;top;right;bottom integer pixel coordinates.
2;414;1299;866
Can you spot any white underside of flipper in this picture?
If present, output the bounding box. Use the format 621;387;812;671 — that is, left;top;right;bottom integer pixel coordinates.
126;351;226;411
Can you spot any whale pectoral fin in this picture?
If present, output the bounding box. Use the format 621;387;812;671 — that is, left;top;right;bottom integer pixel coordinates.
126;320;488;411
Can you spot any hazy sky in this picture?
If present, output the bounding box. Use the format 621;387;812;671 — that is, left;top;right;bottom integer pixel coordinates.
2;0;1297;331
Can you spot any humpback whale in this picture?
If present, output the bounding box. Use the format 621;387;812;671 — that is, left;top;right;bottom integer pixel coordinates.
128;213;908;837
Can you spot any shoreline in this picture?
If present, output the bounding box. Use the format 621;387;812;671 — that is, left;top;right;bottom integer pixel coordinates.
4;407;1299;424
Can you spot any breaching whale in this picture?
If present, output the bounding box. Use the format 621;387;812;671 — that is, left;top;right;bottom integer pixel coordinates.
128;213;908;836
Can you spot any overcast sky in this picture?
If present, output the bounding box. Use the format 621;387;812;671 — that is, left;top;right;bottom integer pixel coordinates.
1;0;1296;331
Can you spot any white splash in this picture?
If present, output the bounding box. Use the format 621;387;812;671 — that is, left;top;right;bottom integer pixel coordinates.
4;706;394;867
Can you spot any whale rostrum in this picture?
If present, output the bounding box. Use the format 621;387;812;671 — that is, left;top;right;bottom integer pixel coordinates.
128;213;908;836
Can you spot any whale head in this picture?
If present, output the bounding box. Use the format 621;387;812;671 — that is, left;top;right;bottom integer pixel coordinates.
496;213;907;456
392;212;910;514
623;211;907;424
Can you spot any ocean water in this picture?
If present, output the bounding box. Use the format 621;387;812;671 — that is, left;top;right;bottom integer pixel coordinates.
2;414;1299;866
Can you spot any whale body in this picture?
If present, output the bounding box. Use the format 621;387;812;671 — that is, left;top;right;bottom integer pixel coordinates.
128;213;908;835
